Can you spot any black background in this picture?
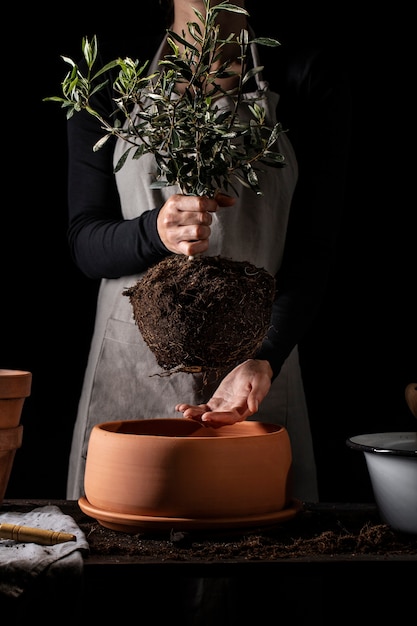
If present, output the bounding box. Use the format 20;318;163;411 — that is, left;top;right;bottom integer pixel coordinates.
2;2;416;502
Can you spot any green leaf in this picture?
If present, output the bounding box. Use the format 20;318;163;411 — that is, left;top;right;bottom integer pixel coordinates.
93;134;112;151
250;37;281;47
211;4;249;17
149;179;172;190
166;31;200;55
43;95;66;103
92;59;123;80
60;55;77;68
114;148;133;172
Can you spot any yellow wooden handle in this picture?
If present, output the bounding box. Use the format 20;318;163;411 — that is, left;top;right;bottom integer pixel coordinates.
0;522;76;545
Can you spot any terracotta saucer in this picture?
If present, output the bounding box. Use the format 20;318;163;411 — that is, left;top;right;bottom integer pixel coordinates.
78;496;303;533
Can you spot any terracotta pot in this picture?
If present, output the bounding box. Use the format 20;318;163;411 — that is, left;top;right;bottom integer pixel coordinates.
0;369;32;503
82;419;293;530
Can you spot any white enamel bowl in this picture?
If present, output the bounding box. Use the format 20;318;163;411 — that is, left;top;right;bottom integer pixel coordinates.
347;432;417;534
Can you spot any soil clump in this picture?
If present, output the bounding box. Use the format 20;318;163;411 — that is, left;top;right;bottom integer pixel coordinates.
123;255;275;375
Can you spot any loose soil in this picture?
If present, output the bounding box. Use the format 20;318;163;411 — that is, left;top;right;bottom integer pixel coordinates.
123;255;275;376
2;501;416;560
78;505;417;561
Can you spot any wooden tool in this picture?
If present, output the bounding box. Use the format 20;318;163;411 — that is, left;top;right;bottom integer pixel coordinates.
0;522;76;545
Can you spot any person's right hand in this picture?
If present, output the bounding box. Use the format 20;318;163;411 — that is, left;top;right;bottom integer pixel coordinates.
175;359;273;427
157;193;235;257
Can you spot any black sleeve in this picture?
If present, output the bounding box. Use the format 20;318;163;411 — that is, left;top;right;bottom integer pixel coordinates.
256;45;352;378
66;39;171;280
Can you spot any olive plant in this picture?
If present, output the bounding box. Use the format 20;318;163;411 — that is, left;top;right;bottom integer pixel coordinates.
44;0;286;197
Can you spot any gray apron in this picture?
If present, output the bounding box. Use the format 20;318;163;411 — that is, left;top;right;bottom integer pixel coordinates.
67;39;318;502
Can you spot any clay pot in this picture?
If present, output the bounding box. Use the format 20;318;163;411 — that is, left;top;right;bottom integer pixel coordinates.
81;418;294;531
0;369;32;503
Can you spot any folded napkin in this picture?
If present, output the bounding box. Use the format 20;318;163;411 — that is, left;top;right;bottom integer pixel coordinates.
0;504;89;599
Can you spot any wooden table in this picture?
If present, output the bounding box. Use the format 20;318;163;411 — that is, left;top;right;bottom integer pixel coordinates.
2;499;416;623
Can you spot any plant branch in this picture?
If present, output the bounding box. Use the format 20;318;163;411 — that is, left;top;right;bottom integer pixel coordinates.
44;0;286;197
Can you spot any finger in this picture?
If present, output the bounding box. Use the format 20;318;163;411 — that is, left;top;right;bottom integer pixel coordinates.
177;195;219;214
246;394;259;414
201;408;247;425
184;212;212;226
183;408;206;420
180;239;210;257
175;404;208;417
178;223;211;241
180;194;234;213
215;192;236;208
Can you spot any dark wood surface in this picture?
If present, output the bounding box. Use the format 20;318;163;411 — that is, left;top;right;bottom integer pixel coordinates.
2;499;416;569
2;499;416;623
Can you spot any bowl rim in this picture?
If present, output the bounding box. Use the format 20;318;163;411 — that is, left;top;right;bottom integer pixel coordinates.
346;432;417;457
93;418;286;439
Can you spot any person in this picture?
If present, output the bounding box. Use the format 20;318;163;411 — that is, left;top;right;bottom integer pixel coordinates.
65;0;351;506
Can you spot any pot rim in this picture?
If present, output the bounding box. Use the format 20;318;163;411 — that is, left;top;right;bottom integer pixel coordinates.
0;370;32;398
346;432;417;457
93;418;286;440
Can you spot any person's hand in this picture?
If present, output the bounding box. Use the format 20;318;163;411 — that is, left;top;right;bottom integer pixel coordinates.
175;359;273;427
157;193;235;257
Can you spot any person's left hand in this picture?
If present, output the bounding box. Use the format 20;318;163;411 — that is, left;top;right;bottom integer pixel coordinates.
175;359;273;427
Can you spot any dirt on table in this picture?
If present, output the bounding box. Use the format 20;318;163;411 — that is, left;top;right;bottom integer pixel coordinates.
2;500;415;561
77;505;417;561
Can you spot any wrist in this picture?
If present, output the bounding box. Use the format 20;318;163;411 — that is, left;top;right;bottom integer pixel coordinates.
252;359;273;379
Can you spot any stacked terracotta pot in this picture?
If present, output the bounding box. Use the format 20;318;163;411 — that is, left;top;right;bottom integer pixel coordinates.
0;369;32;503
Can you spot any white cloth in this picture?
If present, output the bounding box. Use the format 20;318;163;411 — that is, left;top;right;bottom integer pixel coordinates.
0;505;89;599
